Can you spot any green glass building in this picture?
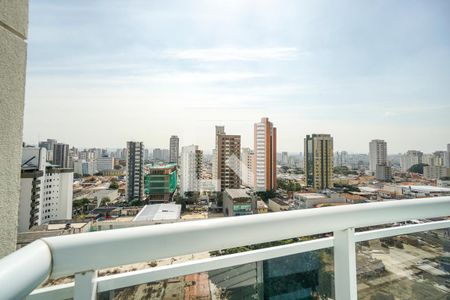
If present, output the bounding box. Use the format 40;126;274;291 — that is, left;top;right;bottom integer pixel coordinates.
144;163;177;202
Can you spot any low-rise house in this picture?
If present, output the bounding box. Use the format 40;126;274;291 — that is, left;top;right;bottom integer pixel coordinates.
223;189;254;216
268;198;289;212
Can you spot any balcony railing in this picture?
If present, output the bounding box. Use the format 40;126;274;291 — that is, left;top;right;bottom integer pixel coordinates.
0;197;449;300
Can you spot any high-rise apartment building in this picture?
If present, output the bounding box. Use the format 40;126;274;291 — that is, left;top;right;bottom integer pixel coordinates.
126;141;144;201
375;164;392;181
153;148;162;161
180;145;203;196
162;149;170;163
42;167;73;223
304;134;333;190
19;147;73;232
281;152;289;166
334;151;349;167
74;160;97;176
96;156;114;172
369;140;387;173
241;148;255;188
254;117;277;192
433;151;446;167
214;127;241;191
52;143;70;168
423;165;450;180
446;144;450;168
400;150;423;172
169;135;180;164
38;138;57;162
19;147;46;232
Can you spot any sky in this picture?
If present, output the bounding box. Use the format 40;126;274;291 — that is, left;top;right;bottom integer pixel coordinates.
23;0;450;153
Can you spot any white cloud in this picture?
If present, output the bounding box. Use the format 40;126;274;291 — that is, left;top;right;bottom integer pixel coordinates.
165;47;300;61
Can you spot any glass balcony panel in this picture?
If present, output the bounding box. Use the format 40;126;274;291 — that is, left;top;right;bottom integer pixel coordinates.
95;248;334;299
356;228;450;300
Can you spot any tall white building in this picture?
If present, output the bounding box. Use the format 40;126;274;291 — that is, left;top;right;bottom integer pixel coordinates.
42;167;73;222
423;165;450;180
446;144;450;167
400;150;423;172
153;148;162;161
19;147;73;232
281;152;289;166
74;160;97;176
369;140;387;173
180;145;203;196
254;117;277;192
19;148;46;232
241;148;255;188
169;136;180;164
96;156;114;172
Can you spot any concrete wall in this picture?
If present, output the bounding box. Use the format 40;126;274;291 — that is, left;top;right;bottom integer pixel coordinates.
0;0;28;257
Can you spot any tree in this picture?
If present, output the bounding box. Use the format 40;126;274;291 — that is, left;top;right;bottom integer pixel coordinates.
130;199;144;206
73;198;91;213
256;190;277;201
114;165;122;170
408;163;428;174
100;197;111;206
109;181;119;189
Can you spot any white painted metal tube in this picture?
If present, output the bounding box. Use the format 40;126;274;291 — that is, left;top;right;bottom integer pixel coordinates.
355;219;450;242
96;237;333;293
0;240;52;300
43;197;450;278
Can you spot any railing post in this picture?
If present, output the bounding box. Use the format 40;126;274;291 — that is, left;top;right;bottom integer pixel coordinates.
334;228;357;300
74;270;97;300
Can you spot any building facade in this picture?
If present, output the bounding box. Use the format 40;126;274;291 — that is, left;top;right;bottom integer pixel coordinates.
96;156;114;172
169;135;179;164
223;189;254;216
254;118;277;192
42;167;73;223
281;152;289;166
38;138;57;161
19;147;46;232
74;160;96;176
19;147;73;232
241;148;255;188
304;134;333;190
423;166;450;180
53;143;70;168
369;140;387;173
215;127;241;191
126;141;145;201
400;150;423;172
144;163;177;202
375;164;392;181
180;145;203;196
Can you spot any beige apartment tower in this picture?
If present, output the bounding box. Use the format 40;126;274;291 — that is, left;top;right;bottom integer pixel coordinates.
214;127;241;191
304;134;333;190
254;117;277;192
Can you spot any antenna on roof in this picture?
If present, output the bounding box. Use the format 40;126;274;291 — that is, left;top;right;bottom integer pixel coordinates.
21;156;36;167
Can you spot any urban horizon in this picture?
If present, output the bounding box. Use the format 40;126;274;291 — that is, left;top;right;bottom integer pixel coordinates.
23;0;450;153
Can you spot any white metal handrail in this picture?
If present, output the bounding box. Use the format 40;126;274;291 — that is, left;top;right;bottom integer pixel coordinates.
0;197;449;300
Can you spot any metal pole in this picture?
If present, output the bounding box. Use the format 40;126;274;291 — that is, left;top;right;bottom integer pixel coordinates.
334;228;357;300
74;270;97;300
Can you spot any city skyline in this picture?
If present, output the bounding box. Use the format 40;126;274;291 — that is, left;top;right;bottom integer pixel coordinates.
23;0;450;153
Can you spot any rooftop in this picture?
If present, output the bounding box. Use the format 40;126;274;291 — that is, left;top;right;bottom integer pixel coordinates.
295;192;327;199
224;188;250;199
133;204;181;222
145;163;177;170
